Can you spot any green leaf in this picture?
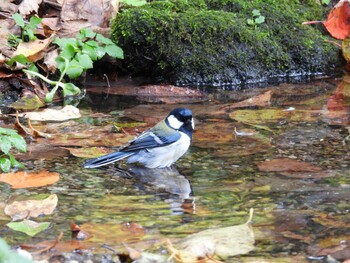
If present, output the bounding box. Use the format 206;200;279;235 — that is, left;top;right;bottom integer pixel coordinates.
95;46;106;59
85;40;99;47
24;29;36;41
82;44;97;60
66;59;84;79
53;37;76;49
77;54;93;69
0;158;11;173
7;54;31;67
8;154;25;169
60;43;76;60
0;137;12;154
28;16;41;29
55;56;67;73
7;134;27;152
0;238;33;263
254;16;265;24
121;0;147;7
12;13;25;28
7;219;50;237
28;63;39;72
0;127;18;136
247;19;254;26
80;28;96;39
252;9;261;16
7;33;21;47
105;44;124;58
96;34;114;45
61;83;81;96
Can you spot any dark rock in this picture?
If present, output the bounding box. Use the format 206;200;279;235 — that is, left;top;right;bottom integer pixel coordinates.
111;0;345;89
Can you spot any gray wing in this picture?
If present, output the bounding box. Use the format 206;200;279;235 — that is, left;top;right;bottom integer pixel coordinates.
122;120;181;152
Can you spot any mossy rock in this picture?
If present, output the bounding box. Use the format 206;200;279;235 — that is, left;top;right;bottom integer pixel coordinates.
111;0;344;89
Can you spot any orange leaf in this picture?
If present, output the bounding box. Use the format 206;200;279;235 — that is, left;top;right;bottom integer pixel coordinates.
324;0;350;40
0;171;60;188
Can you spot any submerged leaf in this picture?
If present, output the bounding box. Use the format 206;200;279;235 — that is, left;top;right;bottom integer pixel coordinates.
171;209;255;260
7;219;50;237
229;108;319;124
0;170;60;188
5;194;58;221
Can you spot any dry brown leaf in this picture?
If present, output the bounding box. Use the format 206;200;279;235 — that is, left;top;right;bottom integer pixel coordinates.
5;194;58;221
43;49;59;73
13;35;56;62
61;0;114;27
15;112;52;138
171;209;255;260
17;105;81;121
0;170;60;188
18;0;43;15
221;90;272;110
64;147;113;158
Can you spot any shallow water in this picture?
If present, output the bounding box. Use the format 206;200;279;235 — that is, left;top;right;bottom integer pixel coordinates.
1;77;350;262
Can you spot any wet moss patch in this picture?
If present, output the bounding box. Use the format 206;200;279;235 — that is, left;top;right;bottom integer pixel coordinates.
111;0;344;89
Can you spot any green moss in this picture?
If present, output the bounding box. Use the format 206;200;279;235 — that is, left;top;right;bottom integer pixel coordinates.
111;0;343;87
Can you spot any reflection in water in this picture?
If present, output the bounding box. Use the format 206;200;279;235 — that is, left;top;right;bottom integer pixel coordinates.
127;166;194;215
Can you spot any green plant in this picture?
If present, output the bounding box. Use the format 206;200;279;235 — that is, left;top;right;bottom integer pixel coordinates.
120;0;147;7
0;237;33;263
54;28;124;79
0;127;26;173
8;14;41;46
24;28;124;103
247;9;265;27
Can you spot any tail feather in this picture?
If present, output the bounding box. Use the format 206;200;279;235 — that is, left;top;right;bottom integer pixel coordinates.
83;151;134;168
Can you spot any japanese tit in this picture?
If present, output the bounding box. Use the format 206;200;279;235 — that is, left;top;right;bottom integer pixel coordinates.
83;108;194;169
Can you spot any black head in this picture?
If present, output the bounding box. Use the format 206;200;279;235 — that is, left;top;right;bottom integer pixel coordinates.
166;108;194;138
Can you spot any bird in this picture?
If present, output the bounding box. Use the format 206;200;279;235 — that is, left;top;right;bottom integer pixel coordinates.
83;107;194;169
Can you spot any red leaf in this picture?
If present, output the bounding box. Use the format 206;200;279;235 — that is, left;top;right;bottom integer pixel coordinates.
324;0;350;40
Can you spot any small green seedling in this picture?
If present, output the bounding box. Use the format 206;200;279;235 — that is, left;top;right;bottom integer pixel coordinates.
8;14;42;46
0;127;26;173
247;9;265;26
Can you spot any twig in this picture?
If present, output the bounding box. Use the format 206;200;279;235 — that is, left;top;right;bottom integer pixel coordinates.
104;74;111;99
32;232;63;254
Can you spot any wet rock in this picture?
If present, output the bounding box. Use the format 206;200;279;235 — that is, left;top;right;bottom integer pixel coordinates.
111;0;344;89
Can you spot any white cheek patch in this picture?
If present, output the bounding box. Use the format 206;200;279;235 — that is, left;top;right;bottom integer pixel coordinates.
167;115;184;129
191;118;195;130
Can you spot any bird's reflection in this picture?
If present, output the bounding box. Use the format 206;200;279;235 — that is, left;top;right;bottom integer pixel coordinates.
127;166;195;215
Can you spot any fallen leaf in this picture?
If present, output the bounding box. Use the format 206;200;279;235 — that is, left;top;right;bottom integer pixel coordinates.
64;147;113;158
0;170;60;188
10;93;45;110
60;0;115;27
171;209;255;260
17;105;81;121
15;113;52;138
257;158;321;172
7;219;50;237
324;0;350;40
13;35;55;62
18;0;43;15
229;109;320;124
220;90;272;110
5;194;58;221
